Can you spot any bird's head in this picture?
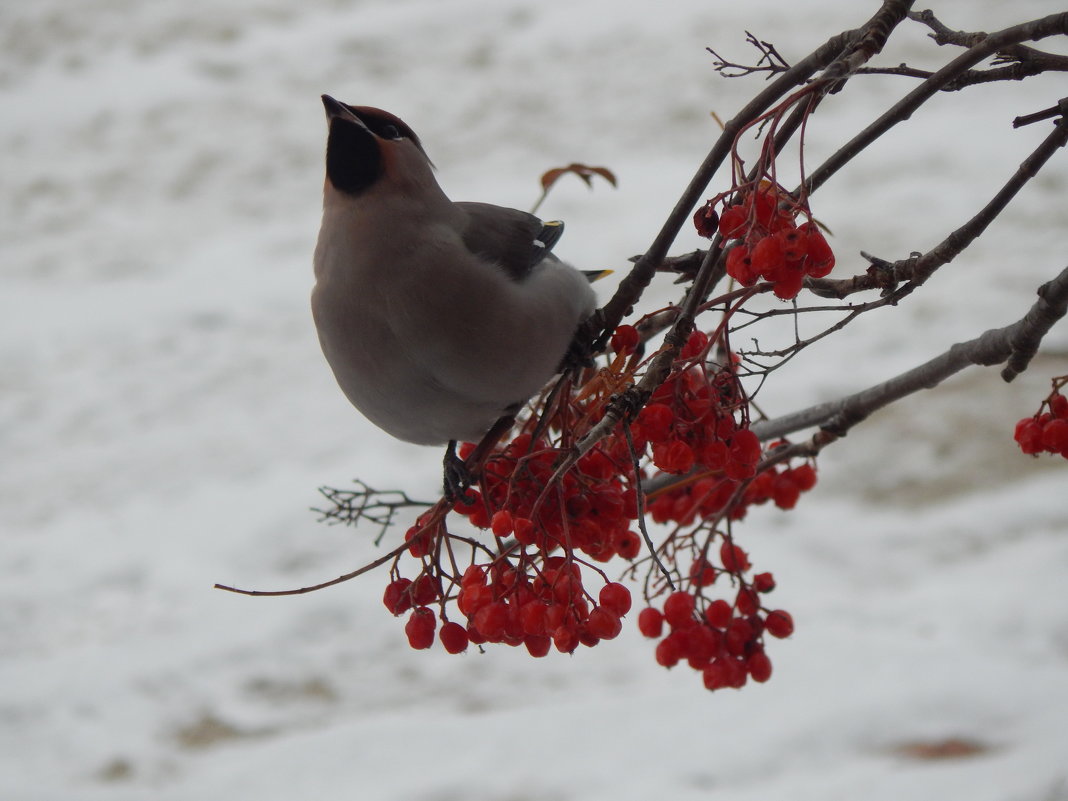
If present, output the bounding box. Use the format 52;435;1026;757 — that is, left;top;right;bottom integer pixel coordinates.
321;95;434;196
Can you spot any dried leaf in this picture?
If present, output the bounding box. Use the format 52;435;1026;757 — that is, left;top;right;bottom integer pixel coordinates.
540;163;618;191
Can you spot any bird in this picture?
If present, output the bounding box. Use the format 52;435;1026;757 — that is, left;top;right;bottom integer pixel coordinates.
311;95;601;487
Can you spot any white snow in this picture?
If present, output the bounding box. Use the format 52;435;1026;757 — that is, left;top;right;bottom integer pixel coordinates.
3;0;1067;798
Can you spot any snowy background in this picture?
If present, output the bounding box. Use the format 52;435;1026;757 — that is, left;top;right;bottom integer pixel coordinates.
3;0;1068;798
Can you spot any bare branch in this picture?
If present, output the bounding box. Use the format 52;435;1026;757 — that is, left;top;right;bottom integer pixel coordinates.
313;481;432;544
1002;268;1068;382
750;265;1068;443
804;12;1068;196
589;11;889;351
707;31;791;79
214;529;425;597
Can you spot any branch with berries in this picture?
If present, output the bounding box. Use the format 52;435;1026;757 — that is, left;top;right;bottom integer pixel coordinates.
217;3;1068;695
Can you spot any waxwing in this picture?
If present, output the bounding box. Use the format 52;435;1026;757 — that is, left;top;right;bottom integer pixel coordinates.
312;95;600;453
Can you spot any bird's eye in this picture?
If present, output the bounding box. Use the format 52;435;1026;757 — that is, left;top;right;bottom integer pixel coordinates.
380;124;402;140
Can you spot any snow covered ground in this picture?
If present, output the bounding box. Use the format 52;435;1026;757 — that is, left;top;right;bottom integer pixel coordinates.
3;1;1067;798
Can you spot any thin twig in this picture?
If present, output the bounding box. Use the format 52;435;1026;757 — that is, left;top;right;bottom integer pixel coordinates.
623;423;674;589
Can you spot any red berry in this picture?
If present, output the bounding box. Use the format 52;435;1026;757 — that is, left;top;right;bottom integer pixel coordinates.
598;583;632;617
686;624;719;667
1041;418;1068;452
1050;393;1068;419
411;574;440;605
382;578;413;615
765;609;794;638
702;659;730;690
457;583;492;617
652;440;695;475
689;558;717;587
586;608;623;640
789;463;817;491
729;429;762;465
704;598;733;629
490;510;513;537
718;205;747;238
610;324;641;355
636;403;675;443
719;541;750;573
473;601;509;642
772;271;805;300
799;222;835;276
1014;417;1044;454
613;529;642;560
451;490;481;515
777;226;805;261
438;621;469;654
638;607;664;638
663;591;695;628
404;526;430;557
693;200;719;238
404;607;436;650
519;600;550;637
461;565;487;588
725;618;755;656
749;188;778;228
747;649;773;683
735;587;759;616
752;572;776;593
771;474;802;510
698;439;729;470
751;234;785;281
524;635;551;658
513;517;536;545
655;636;682;668
552;625;579;654
726;244;758;285
577;628;600;649
681;330;709;360
724;656;749;688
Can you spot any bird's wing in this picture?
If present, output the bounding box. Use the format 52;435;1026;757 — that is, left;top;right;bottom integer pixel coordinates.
455;201;564;282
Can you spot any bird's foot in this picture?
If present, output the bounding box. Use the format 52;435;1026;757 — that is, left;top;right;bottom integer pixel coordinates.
558;311;604;373
442;441;476;505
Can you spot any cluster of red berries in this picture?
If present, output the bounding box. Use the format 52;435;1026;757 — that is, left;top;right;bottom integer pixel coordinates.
648;459;817;525
453;434;642;563
1014;389;1068;458
375;314;811;695
694;184;835;300
637;548;793;691
384;559;633;656
610;331;762;480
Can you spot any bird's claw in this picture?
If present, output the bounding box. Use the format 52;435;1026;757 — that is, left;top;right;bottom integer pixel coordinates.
443;441;477;505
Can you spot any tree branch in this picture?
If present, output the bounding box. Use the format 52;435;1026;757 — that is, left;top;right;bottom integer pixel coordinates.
750;264;1068;443
804;12;1068;196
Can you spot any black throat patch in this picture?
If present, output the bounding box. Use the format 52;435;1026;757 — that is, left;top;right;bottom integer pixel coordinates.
326;118;382;195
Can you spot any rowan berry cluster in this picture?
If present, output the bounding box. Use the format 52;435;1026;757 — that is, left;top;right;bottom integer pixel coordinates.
382;432;643;655
648;458;817;525
637;554;794;690
375;319;812;693
386;554;634;656
694;183;835;300
608;330;761;478
454;435;641;563
1014;381;1068;459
